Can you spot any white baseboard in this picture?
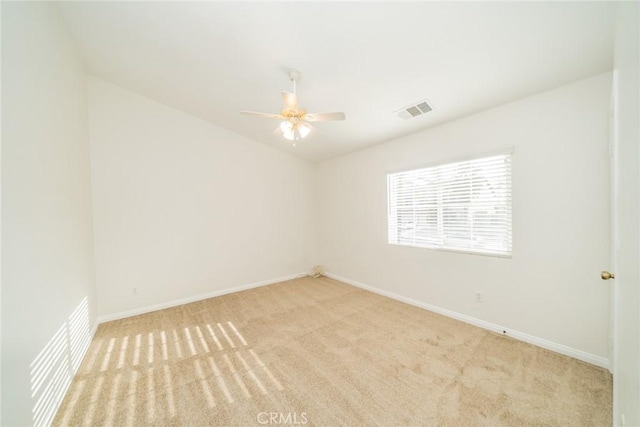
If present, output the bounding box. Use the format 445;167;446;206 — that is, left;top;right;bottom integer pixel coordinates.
326;272;610;370
97;272;308;324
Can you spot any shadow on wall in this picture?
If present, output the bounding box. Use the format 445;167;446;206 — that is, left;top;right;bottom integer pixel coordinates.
30;297;92;426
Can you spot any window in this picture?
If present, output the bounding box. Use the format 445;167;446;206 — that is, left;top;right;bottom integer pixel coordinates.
387;152;512;257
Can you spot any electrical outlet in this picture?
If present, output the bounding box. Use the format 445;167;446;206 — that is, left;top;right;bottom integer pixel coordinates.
133;287;138;295
621;414;625;427
475;291;483;303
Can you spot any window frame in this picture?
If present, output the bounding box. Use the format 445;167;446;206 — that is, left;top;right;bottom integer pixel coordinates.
387;148;513;258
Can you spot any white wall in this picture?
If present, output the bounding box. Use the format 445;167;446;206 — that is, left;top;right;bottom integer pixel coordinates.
317;73;612;361
1;3;97;426
88;77;316;318
612;2;640;425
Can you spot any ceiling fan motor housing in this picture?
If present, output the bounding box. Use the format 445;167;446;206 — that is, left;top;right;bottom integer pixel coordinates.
281;110;306;121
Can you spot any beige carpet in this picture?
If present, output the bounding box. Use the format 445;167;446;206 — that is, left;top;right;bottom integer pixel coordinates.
53;276;612;426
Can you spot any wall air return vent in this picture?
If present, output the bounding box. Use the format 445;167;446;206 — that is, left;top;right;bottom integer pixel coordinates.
395;99;433;120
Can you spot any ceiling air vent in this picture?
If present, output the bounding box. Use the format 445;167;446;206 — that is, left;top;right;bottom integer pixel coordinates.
395;99;433;120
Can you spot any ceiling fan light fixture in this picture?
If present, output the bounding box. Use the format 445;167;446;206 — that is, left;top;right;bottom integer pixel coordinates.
280;120;293;134
298;122;311;138
280;121;295;140
280;120;310;142
283;130;295;141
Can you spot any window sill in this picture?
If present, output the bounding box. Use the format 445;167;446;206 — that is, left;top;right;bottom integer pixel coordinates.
388;242;512;259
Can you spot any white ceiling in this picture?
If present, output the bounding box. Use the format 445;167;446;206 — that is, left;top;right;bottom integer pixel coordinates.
57;2;617;162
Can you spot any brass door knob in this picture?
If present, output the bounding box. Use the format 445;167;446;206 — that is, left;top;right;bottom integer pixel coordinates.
601;271;615;280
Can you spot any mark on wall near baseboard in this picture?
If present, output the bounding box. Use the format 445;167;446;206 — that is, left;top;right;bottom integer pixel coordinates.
309;265;326;278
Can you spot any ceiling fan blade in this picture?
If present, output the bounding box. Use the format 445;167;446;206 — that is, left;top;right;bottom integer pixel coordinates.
304;112;346;122
240;111;285;120
281;91;298;111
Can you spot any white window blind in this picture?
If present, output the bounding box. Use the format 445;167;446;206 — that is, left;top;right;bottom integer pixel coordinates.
388;152;512;257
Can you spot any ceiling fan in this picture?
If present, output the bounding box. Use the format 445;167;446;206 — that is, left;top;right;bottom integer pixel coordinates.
241;69;345;145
